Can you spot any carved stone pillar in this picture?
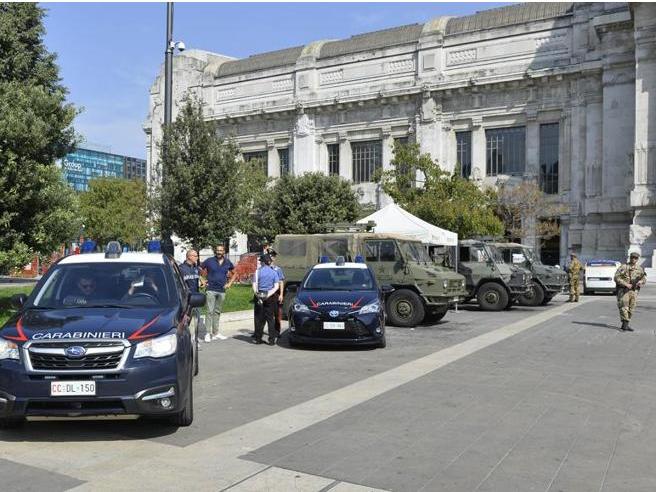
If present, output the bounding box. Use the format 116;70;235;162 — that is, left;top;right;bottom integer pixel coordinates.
338;132;352;182
525;110;539;179
470;117;486;181
584;79;603;199
630;3;656;264
292;106;316;176
416;90;439;163
266;140;279;178
381;126;394;172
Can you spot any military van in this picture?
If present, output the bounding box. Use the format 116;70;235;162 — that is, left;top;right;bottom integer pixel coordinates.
274;233;467;327
490;242;567;306
457;240;532;311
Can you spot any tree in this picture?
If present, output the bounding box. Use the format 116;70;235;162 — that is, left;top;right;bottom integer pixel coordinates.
79;178;149;247
246;173;361;240
380;142;504;239
0;3;80;273
155;97;266;250
495;180;567;246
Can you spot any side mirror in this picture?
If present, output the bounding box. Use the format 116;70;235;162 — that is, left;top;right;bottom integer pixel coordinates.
188;293;206;308
11;294;27;309
380;285;394;294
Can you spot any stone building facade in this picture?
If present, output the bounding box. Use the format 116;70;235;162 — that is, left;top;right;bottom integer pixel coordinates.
144;2;656;266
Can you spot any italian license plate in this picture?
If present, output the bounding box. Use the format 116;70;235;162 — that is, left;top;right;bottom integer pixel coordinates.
50;381;96;397
323;322;345;330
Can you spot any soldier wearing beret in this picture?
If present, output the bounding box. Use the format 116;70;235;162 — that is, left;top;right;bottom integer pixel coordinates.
614;251;647;331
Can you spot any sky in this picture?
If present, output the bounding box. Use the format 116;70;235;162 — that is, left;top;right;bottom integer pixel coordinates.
42;2;510;159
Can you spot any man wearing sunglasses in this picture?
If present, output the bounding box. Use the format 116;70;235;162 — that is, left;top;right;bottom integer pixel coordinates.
63;275;98;305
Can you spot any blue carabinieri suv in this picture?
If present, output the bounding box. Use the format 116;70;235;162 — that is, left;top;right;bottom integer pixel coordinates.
288;259;387;348
0;243;205;429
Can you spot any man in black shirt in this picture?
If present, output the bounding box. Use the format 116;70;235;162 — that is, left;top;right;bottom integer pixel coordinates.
179;250;202;292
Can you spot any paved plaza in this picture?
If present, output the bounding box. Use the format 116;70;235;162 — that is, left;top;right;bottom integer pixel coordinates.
2;287;656;491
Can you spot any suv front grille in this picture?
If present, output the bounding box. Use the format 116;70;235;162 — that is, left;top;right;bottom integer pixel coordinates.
26;341;127;372
296;319;371;339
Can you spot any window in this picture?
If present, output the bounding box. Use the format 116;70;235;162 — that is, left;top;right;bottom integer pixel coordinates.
351;140;382;184
320;239;349;261
242;151;268;176
278;148;290;176
327;144;340;176
456;131;472;178
277;239;306;257
364;240;399;262
460;246;488;263
486;127;526;176
539;123;559;194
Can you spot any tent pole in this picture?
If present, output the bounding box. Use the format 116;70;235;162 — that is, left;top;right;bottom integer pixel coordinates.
454;243;459;313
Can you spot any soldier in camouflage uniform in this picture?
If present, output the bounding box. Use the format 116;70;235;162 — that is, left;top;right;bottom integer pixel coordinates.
567;253;583;302
613;251;647;331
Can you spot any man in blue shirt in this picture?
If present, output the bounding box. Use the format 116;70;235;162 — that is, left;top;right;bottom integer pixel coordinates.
252;253;279;345
179;250;201;293
201;245;234;342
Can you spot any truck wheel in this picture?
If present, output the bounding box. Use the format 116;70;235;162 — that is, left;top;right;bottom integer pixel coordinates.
424;307;448;324
386;289;425;327
477;283;509;311
167;371;194;427
0;418;25;429
519;283;545;307
541;294;555;306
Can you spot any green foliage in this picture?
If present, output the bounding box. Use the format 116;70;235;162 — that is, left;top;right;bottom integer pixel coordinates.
155;97;267;250
247;173;361;241
0;285;34;326
79;178;148;247
0;3;80;273
380;142;503;239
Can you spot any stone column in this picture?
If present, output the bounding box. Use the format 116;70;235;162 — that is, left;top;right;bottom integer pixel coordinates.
267;140;279;178
292;108;316;176
416;90;439;163
338;132;352;182
584;85;603;199
381;127;394;172
470;117;486;181
525;110;539;179
630;3;656;265
559;109;572;193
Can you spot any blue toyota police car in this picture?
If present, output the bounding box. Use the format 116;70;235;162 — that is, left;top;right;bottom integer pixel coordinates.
288;257;388;348
0;242;205;428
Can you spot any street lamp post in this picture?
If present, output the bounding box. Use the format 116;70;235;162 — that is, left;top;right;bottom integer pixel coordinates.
161;2;174;255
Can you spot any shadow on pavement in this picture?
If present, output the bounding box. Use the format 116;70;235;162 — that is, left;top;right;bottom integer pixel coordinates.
572;321;619;330
0;418;179;442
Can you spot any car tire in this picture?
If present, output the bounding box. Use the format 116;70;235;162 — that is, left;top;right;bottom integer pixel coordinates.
0;418;25;429
477;283;509;311
519;283;545;307
378;335;387;348
281;291;294;321
424;307;448;324
541;294;554;306
386;289;425;327
193;334;199;376
166;370;193;427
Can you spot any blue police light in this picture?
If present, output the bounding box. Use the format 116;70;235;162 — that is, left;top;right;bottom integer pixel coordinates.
105;241;122;259
319;256;330;263
147;240;162;253
354;254;364;263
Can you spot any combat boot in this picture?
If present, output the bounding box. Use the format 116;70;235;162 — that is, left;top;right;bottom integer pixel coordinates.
620;321;629;331
625;323;634;332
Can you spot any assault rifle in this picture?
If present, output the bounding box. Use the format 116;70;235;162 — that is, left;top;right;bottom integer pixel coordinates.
630;272;646;291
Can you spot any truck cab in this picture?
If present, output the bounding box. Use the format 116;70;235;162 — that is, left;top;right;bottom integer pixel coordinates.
457;240;532;311
274;233;467;327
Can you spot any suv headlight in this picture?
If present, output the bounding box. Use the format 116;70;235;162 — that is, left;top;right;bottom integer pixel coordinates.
0;338;19;360
293;302;311;313
442;280;449;289
134;332;177;359
359;300;381;315
460;279;465;288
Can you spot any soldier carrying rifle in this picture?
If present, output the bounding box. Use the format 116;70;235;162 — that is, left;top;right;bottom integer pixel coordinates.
613;251;647;332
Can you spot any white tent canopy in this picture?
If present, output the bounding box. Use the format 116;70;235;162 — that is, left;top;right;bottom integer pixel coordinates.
357;203;458;246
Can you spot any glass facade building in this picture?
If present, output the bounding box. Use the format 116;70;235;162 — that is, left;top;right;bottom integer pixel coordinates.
60;148;146;191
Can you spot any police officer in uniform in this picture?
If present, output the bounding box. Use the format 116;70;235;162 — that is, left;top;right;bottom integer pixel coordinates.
567;253;583;302
179;250;202;293
252;254;279;345
269;250;285;336
614;251;647;332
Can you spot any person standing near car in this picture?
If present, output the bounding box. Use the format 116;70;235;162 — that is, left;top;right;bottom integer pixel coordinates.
179;250;203;293
269;250;285;336
567;253;583;302
614;251;647;332
252;254;279;345
201;245;234;342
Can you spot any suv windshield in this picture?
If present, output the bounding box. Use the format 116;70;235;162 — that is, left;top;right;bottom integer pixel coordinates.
485;245;505;264
522;247;540;264
399;241;431;263
303;268;375;291
29;263;177;309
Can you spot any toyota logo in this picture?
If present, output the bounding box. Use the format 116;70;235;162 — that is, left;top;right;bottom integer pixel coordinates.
65;346;87;359
329;310;339;318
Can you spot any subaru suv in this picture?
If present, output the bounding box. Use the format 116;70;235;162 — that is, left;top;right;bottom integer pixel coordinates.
0;242;205;428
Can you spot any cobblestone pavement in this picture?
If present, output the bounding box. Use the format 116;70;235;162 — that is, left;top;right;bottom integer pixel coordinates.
2;288;656;491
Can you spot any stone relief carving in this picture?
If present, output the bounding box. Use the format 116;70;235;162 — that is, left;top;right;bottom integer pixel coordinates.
320;70;344;85
447;48;477;66
295;113;315;137
272;78;293;91
387;59;414;73
216;88;236;101
534;33;568;51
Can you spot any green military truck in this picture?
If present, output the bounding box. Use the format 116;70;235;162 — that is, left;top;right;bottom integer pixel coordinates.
457;240;532;311
490;242;568;306
273;233;467;327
